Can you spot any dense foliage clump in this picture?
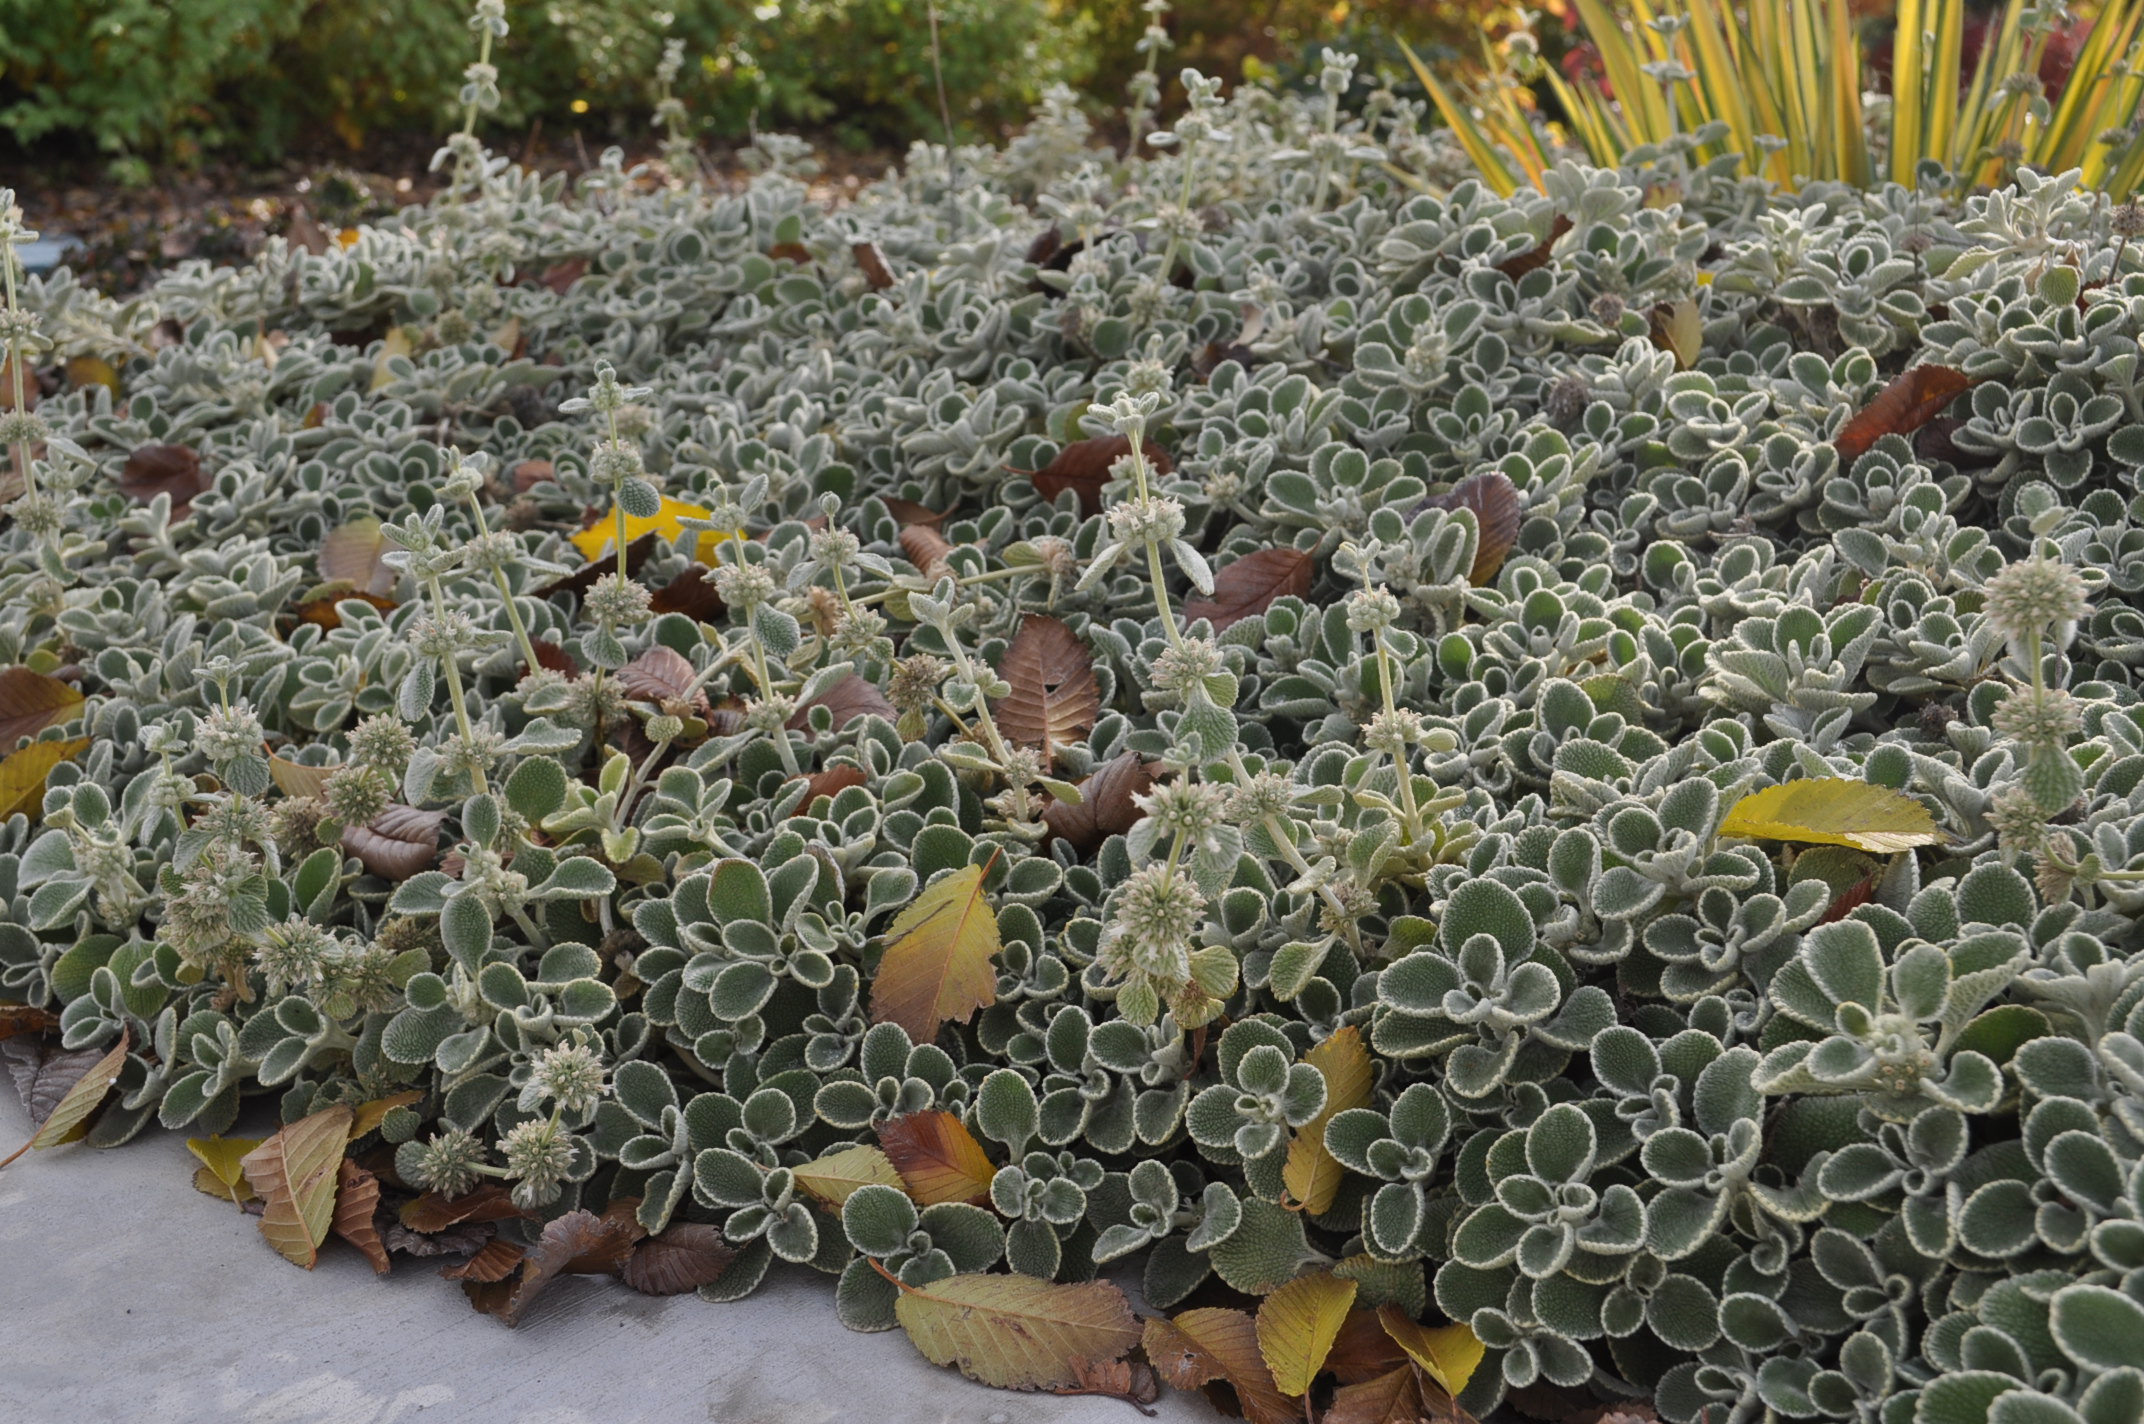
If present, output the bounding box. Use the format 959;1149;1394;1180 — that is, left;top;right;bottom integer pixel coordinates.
5;38;2144;1424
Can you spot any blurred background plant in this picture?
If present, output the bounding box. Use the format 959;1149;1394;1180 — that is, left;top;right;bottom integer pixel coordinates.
4;0;2140;204
1412;0;2144;199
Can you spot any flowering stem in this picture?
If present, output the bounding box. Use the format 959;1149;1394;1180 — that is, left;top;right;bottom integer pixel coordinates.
3;245;35;503
463;490;542;677
1371;627;1423;840
425;573;489;793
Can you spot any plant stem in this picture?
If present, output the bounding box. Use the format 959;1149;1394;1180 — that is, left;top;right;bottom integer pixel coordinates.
464;490;542;676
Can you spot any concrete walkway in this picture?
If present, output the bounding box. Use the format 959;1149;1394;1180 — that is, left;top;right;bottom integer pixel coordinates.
0;1095;1206;1424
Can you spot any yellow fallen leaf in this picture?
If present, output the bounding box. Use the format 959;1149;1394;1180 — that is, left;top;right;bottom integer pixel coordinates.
369;326;413;392
240;1104;355;1268
894;1272;1140;1392
569;495;740;565
1378;1304;1485;1397
793;1143;907;1207
1718;778;1944;854
1257;1270;1357;1396
1284;1025;1374;1216
189;1136;266;1203
0;737;90;820
869;862;1001;1044
64;356;120;395
348;1089;423;1140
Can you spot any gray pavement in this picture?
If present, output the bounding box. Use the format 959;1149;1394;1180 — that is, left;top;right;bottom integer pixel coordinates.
0;1094;1206;1424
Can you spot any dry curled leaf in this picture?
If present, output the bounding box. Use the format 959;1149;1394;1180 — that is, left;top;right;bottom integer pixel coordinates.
118;443;208;517
1647;298;1702;370
540;532;658;599
892;1271;1140;1393
1326;1365;1428;1424
853;241;895;289
1834;365;1974;463
900;523;956;579
881;497;949;528
466;1206;642;1326
1053;1357;1162;1411
440;1238;525;1281
878;1108;998;1206
529;640;581;677
385;1220;493;1258
537;257;589;294
0;1005;58;1041
239;1103;354;1268
1324;1308;1410;1385
621;1223;738;1295
1183;547;1313;632
348;1089;423;1141
1026;435;1174;518
1143;1308;1296;1424
341;805;444;881
188;1135;264;1204
332;1159;391;1274
991;615;1097;767
2;1038;103;1127
400;1182;530;1233
1378;1305;1486;1398
1494;214;1574;279
0;666;86;748
787;673;895;733
1041;751;1153;854
1418;471;1522;586
0;1028;128;1169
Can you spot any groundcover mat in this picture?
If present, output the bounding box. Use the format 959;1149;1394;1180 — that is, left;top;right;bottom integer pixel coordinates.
3;31;2144;1424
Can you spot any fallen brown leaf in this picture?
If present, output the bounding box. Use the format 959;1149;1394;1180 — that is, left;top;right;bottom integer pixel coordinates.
1041;751;1152;854
1493;215;1573;280
621;1223;738;1295
617;646;697;703
1419;471;1521;585
0;1005;59;1041
1025;436;1174;518
1182;547;1313;631
1834;365;1973;464
341;805;443;881
465;1207;643;1326
787;673;895;733
853;242;895;289
117;443;207;517
331;1159;390;1275
991;615;1098;767
647;565;725;621
0;667;86;748
900;524;956;579
399;1183;530;1233
792;763;868;813
439;1238;525;1281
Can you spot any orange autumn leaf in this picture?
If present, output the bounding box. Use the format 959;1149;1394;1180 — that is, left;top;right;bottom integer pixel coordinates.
1835;366;1973;464
877;1109;997;1205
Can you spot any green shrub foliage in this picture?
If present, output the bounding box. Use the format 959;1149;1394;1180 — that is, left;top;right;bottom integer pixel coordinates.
5;46;2144;1424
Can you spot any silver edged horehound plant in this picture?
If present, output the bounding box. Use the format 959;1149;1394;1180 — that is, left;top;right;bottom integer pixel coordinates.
6;8;2144;1423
